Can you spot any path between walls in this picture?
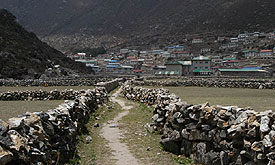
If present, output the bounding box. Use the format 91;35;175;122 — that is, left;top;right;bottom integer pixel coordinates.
101;87;143;165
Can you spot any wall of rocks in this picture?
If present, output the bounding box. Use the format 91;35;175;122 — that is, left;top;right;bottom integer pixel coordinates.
0;77;112;87
0;87;108;164
96;78;123;93
0;89;86;101
132;78;275;89
122;84;275;165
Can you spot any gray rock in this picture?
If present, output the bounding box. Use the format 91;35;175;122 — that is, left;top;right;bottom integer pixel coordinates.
160;138;181;155
260;116;270;133
85;136;92;143
0;145;13;164
0;120;9;136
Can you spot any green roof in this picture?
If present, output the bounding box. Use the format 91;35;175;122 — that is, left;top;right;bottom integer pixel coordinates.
192;56;210;61
193;69;212;73
218;69;266;72
242;50;258;53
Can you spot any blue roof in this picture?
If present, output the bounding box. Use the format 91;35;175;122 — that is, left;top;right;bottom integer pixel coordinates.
109;60;117;63
175;46;184;48
168;46;174;48
106;65;119;68
242;67;261;70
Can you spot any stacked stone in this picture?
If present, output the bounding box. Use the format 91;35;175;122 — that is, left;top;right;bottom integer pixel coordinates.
122;84;275;165
0;77;113;87
0;89;88;101
132;79;275;89
96;78;123;93
0;87;108;164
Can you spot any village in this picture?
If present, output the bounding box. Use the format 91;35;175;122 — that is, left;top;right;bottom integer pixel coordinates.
71;31;275;78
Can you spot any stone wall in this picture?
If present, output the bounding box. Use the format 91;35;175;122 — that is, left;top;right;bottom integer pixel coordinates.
0;78;112;87
0;87;108;164
132;78;275;89
122;84;275;165
96;78;122;93
0;89;86;101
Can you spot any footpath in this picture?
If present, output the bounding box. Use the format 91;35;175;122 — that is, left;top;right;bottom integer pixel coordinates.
101;87;142;165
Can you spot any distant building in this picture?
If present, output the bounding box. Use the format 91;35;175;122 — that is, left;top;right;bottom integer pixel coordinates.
192;39;203;44
165;61;192;76
73;53;86;59
191;56;211;75
120;49;130;54
242;50;259;58
259;50;273;57
230;38;239;43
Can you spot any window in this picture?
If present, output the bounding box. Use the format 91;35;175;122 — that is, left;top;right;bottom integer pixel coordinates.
205;62;209;64
195;67;197;69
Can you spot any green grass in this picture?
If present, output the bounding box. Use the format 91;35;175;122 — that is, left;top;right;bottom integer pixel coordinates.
120;101;185;165
0;86;94;92
161;86;275;112
0;100;64;121
72;102;124;165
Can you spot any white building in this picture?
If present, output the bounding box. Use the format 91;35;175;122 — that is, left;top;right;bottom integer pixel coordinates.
259;50;273;57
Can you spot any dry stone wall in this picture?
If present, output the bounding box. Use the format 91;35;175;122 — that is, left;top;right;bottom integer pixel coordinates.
0;89;86;101
96;78;123;93
0;79;121;164
0;78;112;87
132;78;275;89
122;84;275;165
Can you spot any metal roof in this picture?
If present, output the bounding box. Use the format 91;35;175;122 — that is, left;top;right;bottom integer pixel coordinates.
218;69;267;72
192;56;210;61
193;69;212;73
165;61;192;66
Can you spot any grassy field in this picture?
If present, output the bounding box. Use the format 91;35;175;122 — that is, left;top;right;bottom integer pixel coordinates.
0;86;94;121
120;101;191;165
157;87;275;112
0;100;64;121
0;86;94;92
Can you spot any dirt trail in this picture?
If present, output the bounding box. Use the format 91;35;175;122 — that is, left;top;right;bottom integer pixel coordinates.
101;88;142;165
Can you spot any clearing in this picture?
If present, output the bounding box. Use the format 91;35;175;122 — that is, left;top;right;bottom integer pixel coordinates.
162;86;275;111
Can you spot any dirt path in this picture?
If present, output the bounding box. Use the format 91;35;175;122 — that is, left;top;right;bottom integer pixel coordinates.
101;88;142;165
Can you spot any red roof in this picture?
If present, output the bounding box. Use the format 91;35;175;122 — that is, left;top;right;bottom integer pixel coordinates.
133;70;143;72
260;50;272;53
127;56;137;59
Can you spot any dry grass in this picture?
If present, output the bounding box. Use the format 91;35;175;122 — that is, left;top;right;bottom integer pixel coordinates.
120;100;184;165
0;86;95;121
72;102;124;165
162;87;275;112
0;100;64;121
0;86;94;92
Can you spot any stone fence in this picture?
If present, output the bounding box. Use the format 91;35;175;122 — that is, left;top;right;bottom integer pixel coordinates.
0;89;86;101
122;84;275;165
0;78;121;164
96;78;123;93
132;78;275;89
0;78;112;87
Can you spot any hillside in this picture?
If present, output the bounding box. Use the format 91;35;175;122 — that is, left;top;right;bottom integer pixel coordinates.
1;0;275;50
0;9;89;79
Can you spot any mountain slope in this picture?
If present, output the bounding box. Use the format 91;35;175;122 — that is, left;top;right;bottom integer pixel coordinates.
1;0;275;50
0;9;89;79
